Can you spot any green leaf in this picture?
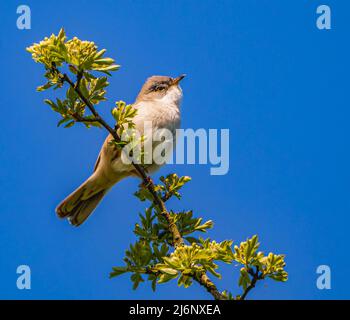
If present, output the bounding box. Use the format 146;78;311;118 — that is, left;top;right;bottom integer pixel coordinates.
131;273;144;290
160;268;178;276
37;82;53;91
158;273;177;284
185;236;199;244
57;117;70;127
64;121;75;128
110;267;128;278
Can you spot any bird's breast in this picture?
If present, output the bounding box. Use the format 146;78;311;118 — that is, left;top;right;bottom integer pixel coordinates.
134;100;181;135
108;100;181;175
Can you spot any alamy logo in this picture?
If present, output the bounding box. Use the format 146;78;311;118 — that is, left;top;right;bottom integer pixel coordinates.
16;265;31;290
118;124;230;176
316;265;331;290
316;5;331;30
16;5;31;30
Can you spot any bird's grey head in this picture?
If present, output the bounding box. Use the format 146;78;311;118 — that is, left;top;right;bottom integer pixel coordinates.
136;74;185;104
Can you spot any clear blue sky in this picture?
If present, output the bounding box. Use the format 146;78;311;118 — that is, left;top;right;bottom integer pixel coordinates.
0;0;349;299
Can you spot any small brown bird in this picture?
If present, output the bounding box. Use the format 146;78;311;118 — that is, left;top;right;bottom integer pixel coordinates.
56;74;185;226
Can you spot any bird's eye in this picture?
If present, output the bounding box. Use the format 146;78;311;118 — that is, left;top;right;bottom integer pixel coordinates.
148;81;170;93
154;84;167;91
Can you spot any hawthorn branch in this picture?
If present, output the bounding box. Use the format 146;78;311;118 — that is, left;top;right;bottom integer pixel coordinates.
58;70;225;300
240;267;264;300
71;113;100;123
193;272;224;300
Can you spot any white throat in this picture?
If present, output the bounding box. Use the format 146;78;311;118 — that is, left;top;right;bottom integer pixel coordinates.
158;85;183;106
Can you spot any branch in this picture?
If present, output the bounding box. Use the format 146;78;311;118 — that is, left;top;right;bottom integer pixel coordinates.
240;267;264;300
58;71;225;300
193;272;225;300
71;113;101;123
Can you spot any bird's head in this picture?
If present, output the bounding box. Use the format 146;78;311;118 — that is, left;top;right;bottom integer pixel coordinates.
136;74;185;104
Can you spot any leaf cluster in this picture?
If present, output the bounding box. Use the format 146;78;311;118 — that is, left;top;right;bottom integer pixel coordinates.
110;174;214;290
112;174;288;296
109;101;142;150
27;28;119;128
154;239;234;288
135;173;192;203
27;28;119;74
233;235;288;298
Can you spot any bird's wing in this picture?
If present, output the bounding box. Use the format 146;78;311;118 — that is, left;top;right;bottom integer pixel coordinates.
93;152;101;172
92;101;148;174
92;133;127;178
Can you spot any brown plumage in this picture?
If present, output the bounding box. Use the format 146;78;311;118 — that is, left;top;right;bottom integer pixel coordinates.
56;74;185;226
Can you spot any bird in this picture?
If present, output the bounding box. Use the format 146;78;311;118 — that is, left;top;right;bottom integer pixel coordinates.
56;74;185;226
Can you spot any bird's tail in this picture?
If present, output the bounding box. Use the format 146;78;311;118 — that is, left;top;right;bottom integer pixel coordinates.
56;173;110;226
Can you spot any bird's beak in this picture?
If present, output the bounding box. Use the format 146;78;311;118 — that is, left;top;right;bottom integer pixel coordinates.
172;74;186;85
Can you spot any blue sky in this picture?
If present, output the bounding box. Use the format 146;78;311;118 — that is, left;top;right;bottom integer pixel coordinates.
0;0;349;299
